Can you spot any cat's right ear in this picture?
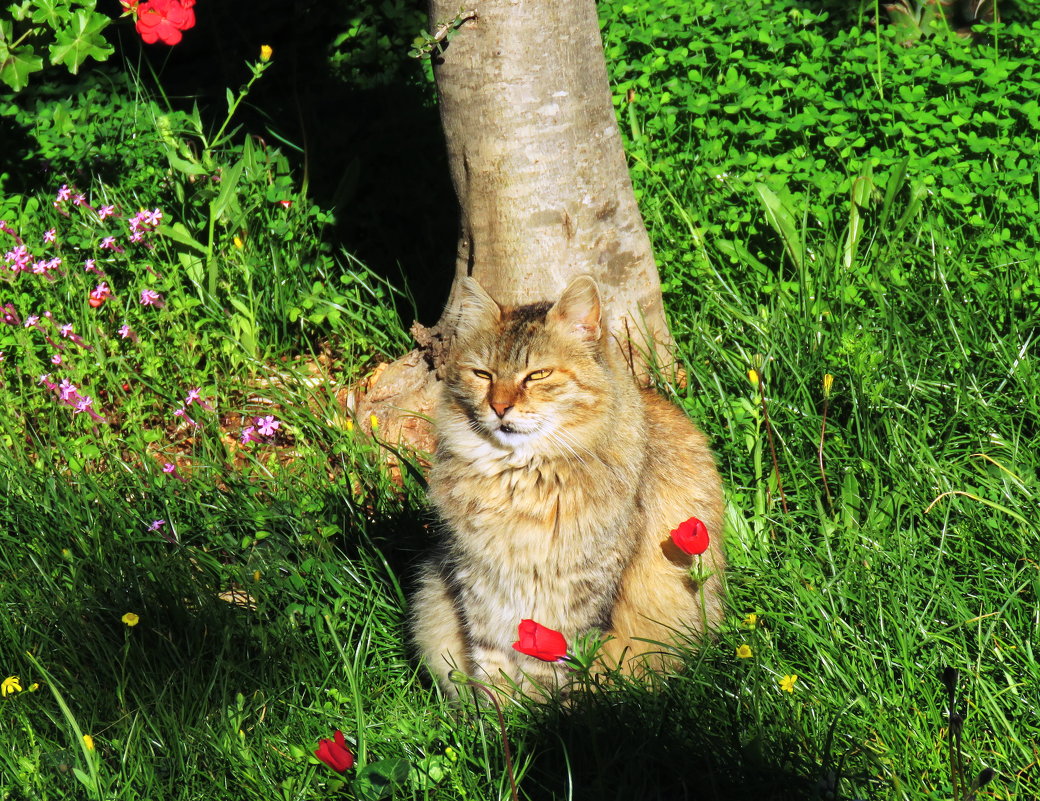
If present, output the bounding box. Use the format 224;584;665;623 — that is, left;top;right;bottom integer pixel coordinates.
550;275;601;342
454;277;502;338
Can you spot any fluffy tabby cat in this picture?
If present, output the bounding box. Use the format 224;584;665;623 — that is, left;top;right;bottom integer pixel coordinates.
412;275;724;698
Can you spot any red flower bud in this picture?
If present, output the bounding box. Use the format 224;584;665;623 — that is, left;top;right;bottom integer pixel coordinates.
670;516;710;555
314;730;354;773
512;619;568;662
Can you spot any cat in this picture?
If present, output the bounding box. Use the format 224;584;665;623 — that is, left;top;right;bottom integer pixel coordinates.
412;274;725;699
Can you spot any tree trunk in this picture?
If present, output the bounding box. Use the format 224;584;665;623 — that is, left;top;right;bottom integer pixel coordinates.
355;0;671;450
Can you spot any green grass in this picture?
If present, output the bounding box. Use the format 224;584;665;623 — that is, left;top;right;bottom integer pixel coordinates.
2;4;1039;801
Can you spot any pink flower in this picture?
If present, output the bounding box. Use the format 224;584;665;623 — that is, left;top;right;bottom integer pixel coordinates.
2;303;20;325
72;193;87;207
670;516;710;556
184;387;214;411
89;282;111;308
512;619;569;662
240;426;260;444
118;324;138;342
256;415;280;437
55;185;71;202
314;730;355;773
135;0;196;45
97;206;115;221
100;237;121;251
140;289;165;308
51;354;62;365
147;519;166;531
43;229;56;243
84;258;103;275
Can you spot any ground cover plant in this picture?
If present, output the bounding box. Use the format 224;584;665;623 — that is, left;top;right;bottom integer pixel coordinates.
1;1;1038;799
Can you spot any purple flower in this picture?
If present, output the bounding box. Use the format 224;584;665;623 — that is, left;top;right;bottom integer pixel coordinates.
55;185;71;202
72;193;87;206
2;303;20;326
24;315;39;328
240;426;260;444
256;415;280;437
74;395;94;414
147;520;166;531
59;323;74;338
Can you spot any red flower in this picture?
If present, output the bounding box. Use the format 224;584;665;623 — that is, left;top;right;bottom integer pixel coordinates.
135;0;196;46
314;730;354;773
670;516;710;555
512;619;568;662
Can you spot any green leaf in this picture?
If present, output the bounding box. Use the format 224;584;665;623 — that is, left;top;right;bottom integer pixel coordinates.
49;10;112;73
0;44;44;91
352;758;411;801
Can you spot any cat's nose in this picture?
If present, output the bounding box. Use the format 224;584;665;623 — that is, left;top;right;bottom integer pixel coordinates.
490;401;513;418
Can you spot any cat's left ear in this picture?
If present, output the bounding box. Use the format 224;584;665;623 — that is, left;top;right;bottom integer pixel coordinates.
550;275;601;342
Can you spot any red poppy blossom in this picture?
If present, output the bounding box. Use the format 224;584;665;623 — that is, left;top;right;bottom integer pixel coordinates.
314;730;354;773
670;516;710;555
512;619;568;662
135;0;196;45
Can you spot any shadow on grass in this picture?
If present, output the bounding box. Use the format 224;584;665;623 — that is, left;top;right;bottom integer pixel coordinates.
506;667;822;801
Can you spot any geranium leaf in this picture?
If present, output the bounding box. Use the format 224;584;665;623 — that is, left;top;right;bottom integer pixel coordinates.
0;44;44;91
49;10;112;73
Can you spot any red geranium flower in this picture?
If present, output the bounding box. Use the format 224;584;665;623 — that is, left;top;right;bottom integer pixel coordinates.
314;730;354;773
670;516;710;555
135;0;196;46
512;619;568;662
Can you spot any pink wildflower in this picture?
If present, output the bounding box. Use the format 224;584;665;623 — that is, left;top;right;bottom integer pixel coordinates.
140;289;165;308
51;354;62;365
173;407;198;427
97;206;115;221
240;426;260;444
55;185;71;203
147;519;166;531
118;324;139;342
256;415;280;437
2;304;20;326
43;229;56;243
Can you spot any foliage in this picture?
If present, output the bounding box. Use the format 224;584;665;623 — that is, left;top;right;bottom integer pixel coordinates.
601;0;1040;307
0;0;115;91
1;1;1039;800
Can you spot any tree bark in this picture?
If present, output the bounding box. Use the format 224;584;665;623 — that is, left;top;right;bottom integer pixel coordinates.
355;0;671;449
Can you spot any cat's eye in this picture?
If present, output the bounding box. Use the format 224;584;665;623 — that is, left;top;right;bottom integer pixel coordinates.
472;369;493;380
524;369;553;383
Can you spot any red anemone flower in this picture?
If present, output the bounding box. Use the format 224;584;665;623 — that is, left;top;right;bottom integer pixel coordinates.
670;516;710;556
314;730;354;773
512;619;568;662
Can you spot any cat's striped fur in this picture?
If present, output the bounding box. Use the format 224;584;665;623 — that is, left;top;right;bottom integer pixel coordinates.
412;275;725;698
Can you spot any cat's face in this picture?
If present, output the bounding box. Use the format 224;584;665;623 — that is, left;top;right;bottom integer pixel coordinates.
443;277;608;453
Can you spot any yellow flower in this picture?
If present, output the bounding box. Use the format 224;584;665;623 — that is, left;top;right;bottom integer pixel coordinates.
779;674;798;693
253;570;261;582
121;612;140;627
28;683;40;692
83;734;95;751
736;644;753;659
743;612;758;628
345;419;354;432
260;44;273;62
823;373;834;398
233;235;244;249
747;369;759;388
1;676;22;697
369;414;379;431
